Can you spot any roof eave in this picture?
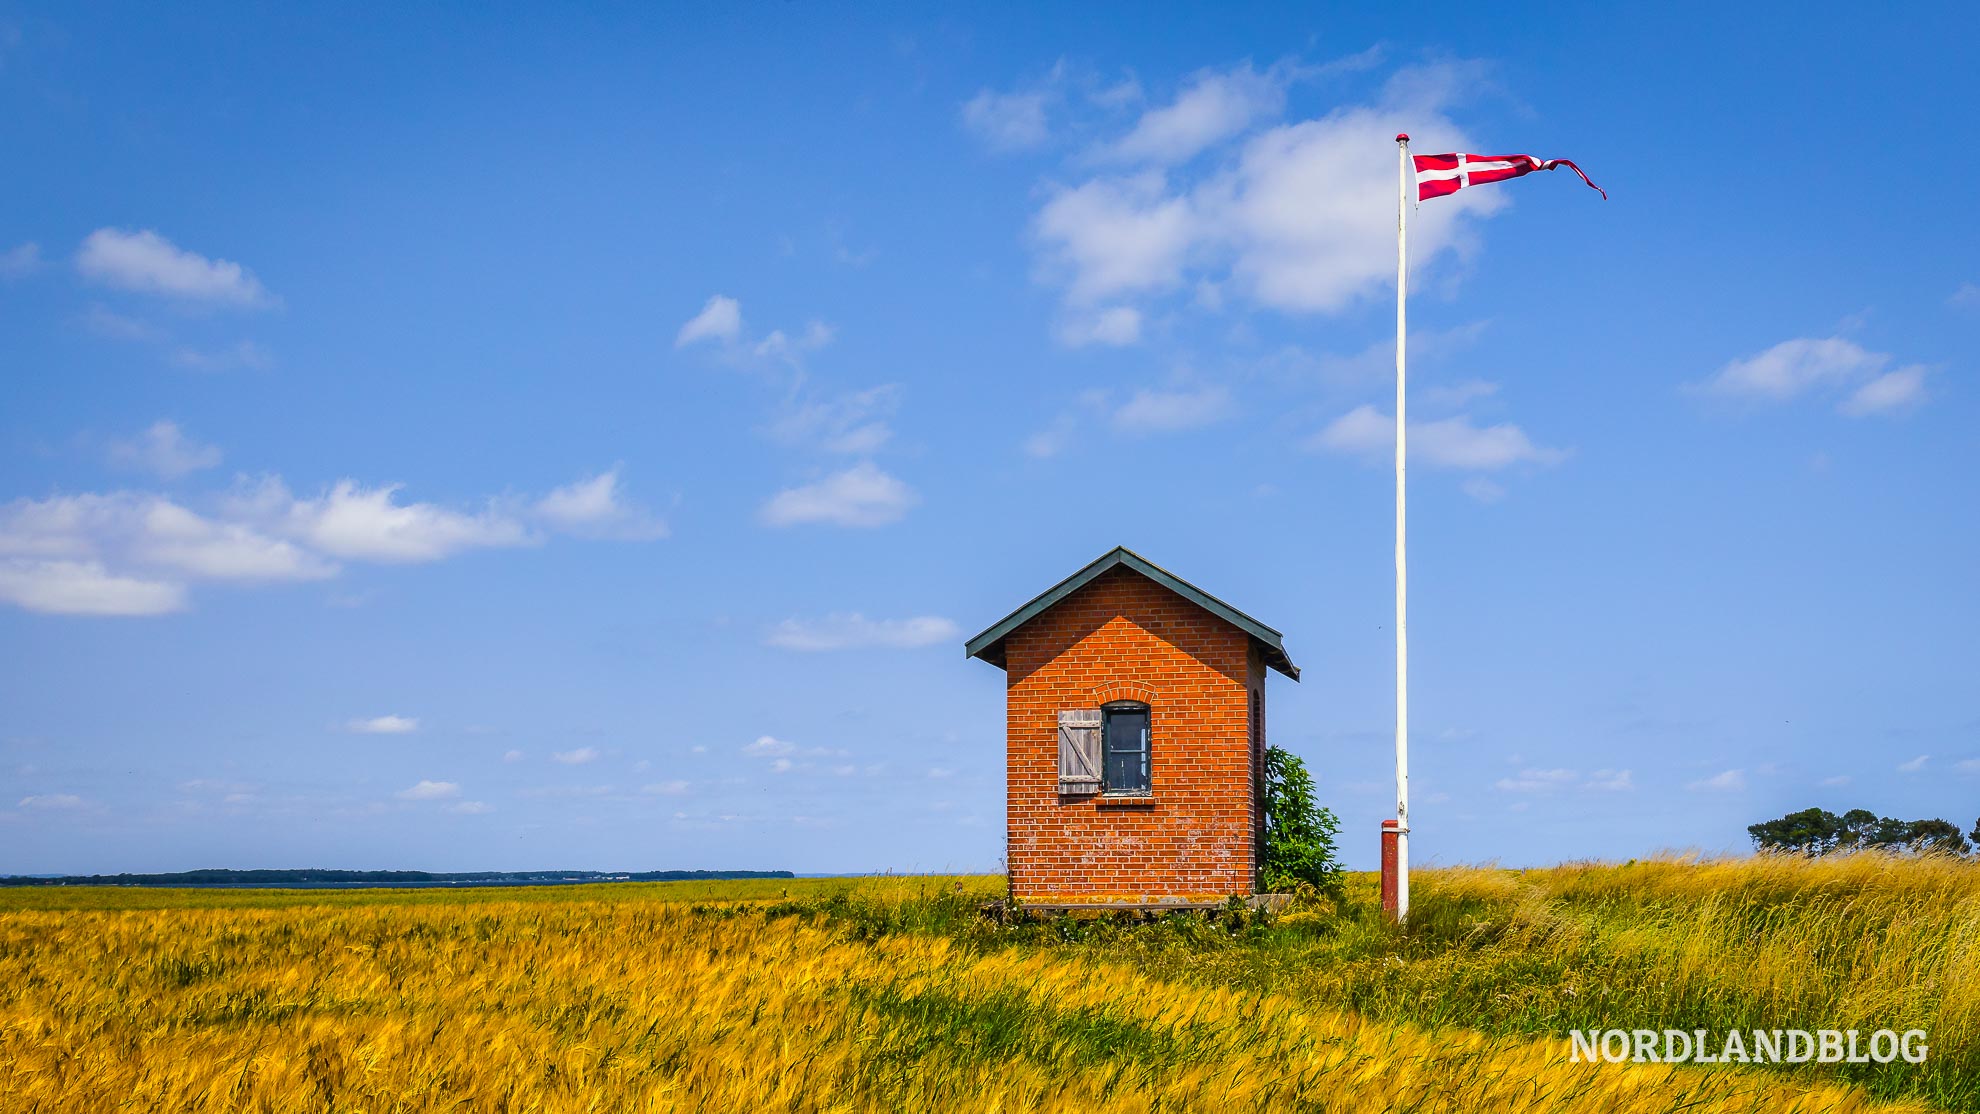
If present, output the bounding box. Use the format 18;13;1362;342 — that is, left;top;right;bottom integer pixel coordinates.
964;547;1300;681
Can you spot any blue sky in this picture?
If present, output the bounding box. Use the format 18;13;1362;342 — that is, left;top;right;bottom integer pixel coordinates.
3;3;1976;874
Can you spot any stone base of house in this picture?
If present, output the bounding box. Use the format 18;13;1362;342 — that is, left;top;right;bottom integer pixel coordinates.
983;893;1290;920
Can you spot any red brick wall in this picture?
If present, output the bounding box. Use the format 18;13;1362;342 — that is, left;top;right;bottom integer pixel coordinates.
1002;566;1260;901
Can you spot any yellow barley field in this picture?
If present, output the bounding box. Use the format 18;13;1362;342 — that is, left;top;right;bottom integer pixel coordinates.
0;867;1954;1113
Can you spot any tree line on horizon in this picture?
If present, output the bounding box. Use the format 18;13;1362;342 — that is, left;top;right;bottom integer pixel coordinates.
1747;807;1979;856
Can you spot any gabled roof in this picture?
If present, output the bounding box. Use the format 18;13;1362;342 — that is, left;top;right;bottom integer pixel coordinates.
964;546;1299;680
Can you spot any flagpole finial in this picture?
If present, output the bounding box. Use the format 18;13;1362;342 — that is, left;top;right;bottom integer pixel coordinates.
1396;133;1409;143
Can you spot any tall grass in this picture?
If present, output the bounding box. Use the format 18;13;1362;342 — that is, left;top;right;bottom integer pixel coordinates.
0;875;1929;1112
783;853;1978;1110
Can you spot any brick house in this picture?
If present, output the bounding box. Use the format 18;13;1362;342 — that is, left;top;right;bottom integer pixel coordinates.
966;547;1299;903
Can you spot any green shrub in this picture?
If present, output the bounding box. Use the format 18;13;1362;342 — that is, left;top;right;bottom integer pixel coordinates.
1259;746;1345;900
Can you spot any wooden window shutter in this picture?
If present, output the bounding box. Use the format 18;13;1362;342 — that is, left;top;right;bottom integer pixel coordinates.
1057;709;1103;795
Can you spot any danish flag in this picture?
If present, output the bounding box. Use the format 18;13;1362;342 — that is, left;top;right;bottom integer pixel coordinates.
1412;151;1606;201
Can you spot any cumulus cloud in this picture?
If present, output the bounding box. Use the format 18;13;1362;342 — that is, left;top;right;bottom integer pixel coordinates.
0;464;664;618
446;801;493;814
0;559;185;616
1695;336;1929;416
1034;171;1194;305
1030;62;1508;325
1686;769;1746;792
107;421;223;480
261;479;533;563
1896;754;1929;773
349;715;418;735
553;747;600;765
962;88;1052;151
766;613;960;651
759;462;916;528
674;295;742;347
76;228;275;308
395;779;459;801
533;468;667;540
1307;405;1565;471
1098;61;1288;165
743;736;796;757
1112;386;1234;433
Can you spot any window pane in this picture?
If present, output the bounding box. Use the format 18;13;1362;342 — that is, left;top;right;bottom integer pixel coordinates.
1104;706;1149;793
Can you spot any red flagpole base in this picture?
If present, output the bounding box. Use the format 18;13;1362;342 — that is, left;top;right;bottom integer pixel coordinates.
1380;819;1402;921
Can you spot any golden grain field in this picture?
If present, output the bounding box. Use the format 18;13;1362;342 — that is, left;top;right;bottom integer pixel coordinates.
2;863;1962;1113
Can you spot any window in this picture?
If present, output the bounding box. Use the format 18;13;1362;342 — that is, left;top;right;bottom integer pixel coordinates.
1101;701;1150;795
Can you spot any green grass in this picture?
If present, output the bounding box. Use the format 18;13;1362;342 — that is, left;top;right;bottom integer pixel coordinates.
760;856;1980;1112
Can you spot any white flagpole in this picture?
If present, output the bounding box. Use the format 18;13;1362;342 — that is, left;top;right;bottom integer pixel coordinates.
1393;133;1411;922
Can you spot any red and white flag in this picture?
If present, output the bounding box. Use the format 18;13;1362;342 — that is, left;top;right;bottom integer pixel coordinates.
1412;152;1606;201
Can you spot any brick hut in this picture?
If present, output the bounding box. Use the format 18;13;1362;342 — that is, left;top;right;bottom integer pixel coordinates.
966;547;1299;905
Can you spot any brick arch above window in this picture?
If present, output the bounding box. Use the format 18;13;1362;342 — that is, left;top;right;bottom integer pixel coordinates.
1088;681;1157;707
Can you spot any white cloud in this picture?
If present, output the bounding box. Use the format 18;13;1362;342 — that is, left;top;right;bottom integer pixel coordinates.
1023;414;1078;459
1820;775;1852;786
769;758;793;774
262;479;534;563
533;468;667;540
1686;769;1746;792
446;801;493;814
1838;367;1927;416
502;749;525;763
1896;754;1928;774
1112;386;1234;433
1697;336;1929;416
1952;282;1980;309
1422;379;1500;409
0;492;334;589
0;468;659;618
767;384;901;454
553;747;600;765
108;421;222;479
1031;63;1506;324
674;295;742;347
640;780;690;795
0;559;186;616
1099;62;1287;165
1308;405;1565;471
752;321;835;367
1057;306;1143;347
0;242;42;278
1584;768;1634;791
1034;171;1194;305
744;736;795;757
962;88;1052;151
76;228;275;308
766;613;960;651
759;462;916;528
1494;768;1576;793
1951;759;1980;775
1460;477;1507;503
349;715;419;735
1493;767;1632;793
18;793;84;809
396;779;459;801
927;767;956;779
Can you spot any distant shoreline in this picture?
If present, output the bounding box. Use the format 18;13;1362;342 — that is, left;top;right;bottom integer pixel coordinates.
0;868;795;890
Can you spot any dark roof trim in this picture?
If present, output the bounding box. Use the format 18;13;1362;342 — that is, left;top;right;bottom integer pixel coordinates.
965;546;1299;681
